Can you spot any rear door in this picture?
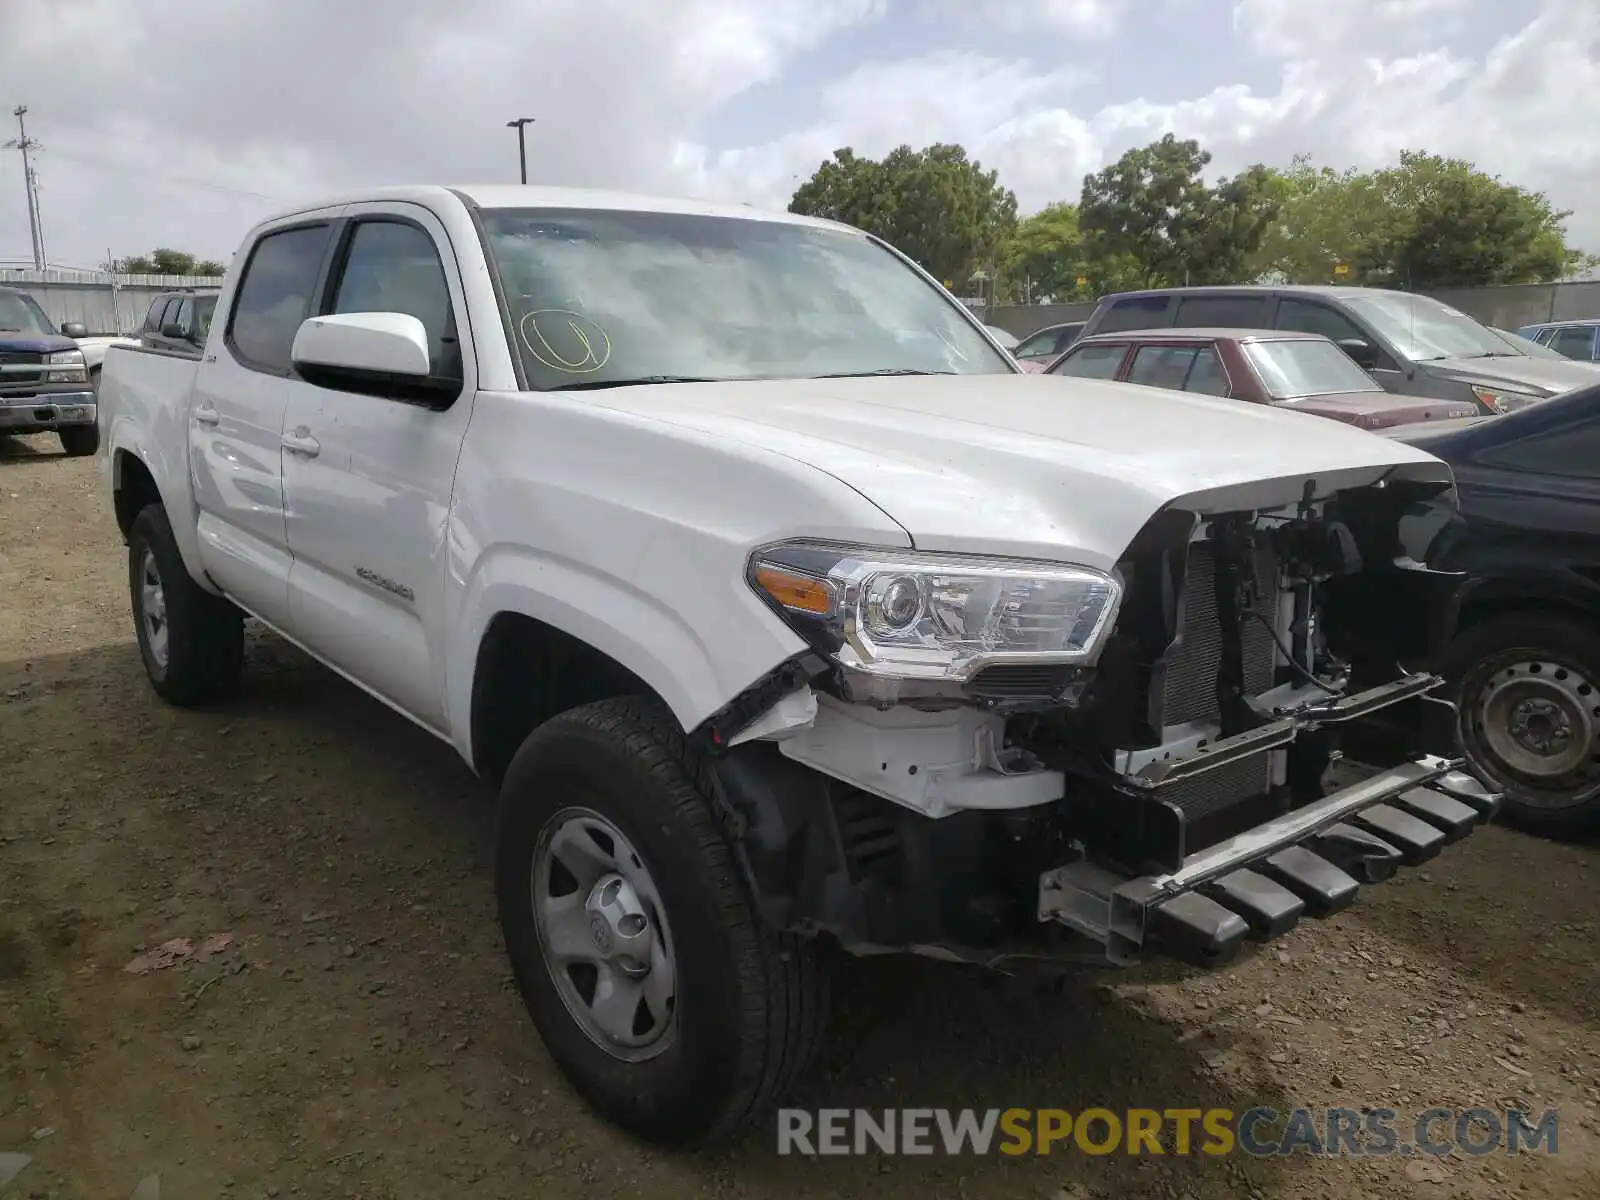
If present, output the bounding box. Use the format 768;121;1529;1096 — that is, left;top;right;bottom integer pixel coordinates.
189;213;341;626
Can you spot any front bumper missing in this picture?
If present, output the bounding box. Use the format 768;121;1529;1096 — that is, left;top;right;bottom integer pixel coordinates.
1038;760;1500;967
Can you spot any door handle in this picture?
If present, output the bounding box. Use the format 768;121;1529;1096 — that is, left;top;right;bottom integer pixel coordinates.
281;427;320;458
194;403;220;427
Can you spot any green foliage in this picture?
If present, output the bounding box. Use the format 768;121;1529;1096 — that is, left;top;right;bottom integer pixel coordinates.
1252;151;1595;287
1077;134;1280;288
113;248;226;277
789;144;1018;290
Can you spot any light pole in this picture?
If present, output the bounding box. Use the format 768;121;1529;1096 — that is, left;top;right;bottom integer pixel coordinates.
506;117;535;184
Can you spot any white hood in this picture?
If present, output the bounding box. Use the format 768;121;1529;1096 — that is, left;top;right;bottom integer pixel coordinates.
581;374;1453;569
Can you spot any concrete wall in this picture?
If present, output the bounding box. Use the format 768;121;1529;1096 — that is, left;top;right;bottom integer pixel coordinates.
988;281;1600;340
1;268;225;336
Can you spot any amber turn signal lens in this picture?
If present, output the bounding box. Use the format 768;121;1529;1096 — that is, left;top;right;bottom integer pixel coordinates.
754;564;835;615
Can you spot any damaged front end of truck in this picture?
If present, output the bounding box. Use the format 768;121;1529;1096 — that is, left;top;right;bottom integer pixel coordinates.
699;467;1501;971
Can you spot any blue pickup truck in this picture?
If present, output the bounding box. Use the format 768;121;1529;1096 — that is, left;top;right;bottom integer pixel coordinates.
0;284;99;456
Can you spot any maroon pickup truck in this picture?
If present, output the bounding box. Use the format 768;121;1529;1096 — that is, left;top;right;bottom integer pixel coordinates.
1041;327;1479;429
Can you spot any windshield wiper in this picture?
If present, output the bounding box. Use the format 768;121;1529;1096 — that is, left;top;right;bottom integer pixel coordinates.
811;368;956;378
556;375;720;390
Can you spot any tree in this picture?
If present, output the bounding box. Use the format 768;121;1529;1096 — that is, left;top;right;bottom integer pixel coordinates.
1252;151;1597;287
1078;134;1279;287
1360;151;1592;288
112;248;227;277
790;144;1018;290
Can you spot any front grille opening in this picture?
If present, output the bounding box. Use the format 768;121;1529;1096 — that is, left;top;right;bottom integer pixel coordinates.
966;664;1080;700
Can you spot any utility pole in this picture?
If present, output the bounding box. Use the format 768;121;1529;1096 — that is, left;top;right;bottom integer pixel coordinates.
505;117;535;185
4;106;46;268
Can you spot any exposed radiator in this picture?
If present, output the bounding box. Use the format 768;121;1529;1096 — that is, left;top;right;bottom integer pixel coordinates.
1157;751;1275;821
1157;541;1281;728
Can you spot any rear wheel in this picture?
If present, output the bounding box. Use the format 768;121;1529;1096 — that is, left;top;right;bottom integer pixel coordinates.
495;697;830;1147
1442;612;1600;837
127;504;244;707
59;425;98;457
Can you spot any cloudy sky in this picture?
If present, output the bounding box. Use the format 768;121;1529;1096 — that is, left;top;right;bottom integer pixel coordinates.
2;0;1596;270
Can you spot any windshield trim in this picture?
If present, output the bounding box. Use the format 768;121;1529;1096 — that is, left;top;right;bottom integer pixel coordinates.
467;202;1018;393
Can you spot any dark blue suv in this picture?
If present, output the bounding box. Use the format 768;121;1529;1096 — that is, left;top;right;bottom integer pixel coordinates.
0;285;98;456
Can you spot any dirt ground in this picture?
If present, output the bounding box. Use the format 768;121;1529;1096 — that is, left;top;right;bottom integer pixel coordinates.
2;432;1598;1200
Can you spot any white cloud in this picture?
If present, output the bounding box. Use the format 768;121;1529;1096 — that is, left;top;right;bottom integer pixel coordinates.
1;0;1596;271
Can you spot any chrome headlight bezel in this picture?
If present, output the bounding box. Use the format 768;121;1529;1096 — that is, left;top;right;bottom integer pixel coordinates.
747;539;1123;682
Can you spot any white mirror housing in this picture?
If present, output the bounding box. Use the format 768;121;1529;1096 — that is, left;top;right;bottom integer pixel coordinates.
291;312;431;378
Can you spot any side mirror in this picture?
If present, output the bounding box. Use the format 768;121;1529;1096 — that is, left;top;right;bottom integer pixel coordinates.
60;321;87;339
161;322;186;339
1336;337;1378;370
291;312;453;403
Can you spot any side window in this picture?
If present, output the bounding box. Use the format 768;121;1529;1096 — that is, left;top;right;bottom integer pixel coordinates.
1549;326;1597;361
1276;298;1367;345
1097;295;1171;333
1173;295;1268;329
1126;345;1198;391
1184;345;1231;396
327;220;458;378
143;297;168;332
227;224;333;374
1049;343;1126;380
175;297;196;338
1477;421;1600;480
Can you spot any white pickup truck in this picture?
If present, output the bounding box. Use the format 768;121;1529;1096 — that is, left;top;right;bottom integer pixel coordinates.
98;184;1500;1146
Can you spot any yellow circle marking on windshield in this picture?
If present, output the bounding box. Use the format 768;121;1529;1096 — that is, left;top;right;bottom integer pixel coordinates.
520;309;612;373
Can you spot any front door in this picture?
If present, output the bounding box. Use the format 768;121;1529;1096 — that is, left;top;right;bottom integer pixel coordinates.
189;217;340;626
279;204;476;730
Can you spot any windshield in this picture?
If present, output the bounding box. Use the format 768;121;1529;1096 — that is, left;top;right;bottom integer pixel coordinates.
1243;338;1383;398
480;208;1013;389
1342;292;1514;361
0;290;55;336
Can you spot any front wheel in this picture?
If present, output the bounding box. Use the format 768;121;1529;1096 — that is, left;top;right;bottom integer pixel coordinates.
495;697;830;1147
1442;612;1600;838
127;504;244;707
59;424;98;457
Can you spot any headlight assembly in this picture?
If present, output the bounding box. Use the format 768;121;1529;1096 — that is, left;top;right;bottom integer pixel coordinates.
748;540;1122;681
1469;384;1542;414
46;349;88;383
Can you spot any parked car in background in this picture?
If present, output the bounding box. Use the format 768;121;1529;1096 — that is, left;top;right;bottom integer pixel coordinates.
1514;319;1600;364
0;284;99;455
1012;320;1084;372
1077;285;1598;415
1387;383;1600;836
1044;328;1478;429
138;287;220;354
1491;326;1583;362
984;324;1020;351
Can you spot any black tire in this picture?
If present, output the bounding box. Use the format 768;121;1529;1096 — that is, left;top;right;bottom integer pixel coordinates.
59;424;98;457
127;504;244;707
495;696;830;1147
1441;611;1600;838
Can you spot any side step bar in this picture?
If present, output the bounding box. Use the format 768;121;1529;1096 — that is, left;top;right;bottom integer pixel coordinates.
1038;761;1500;967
